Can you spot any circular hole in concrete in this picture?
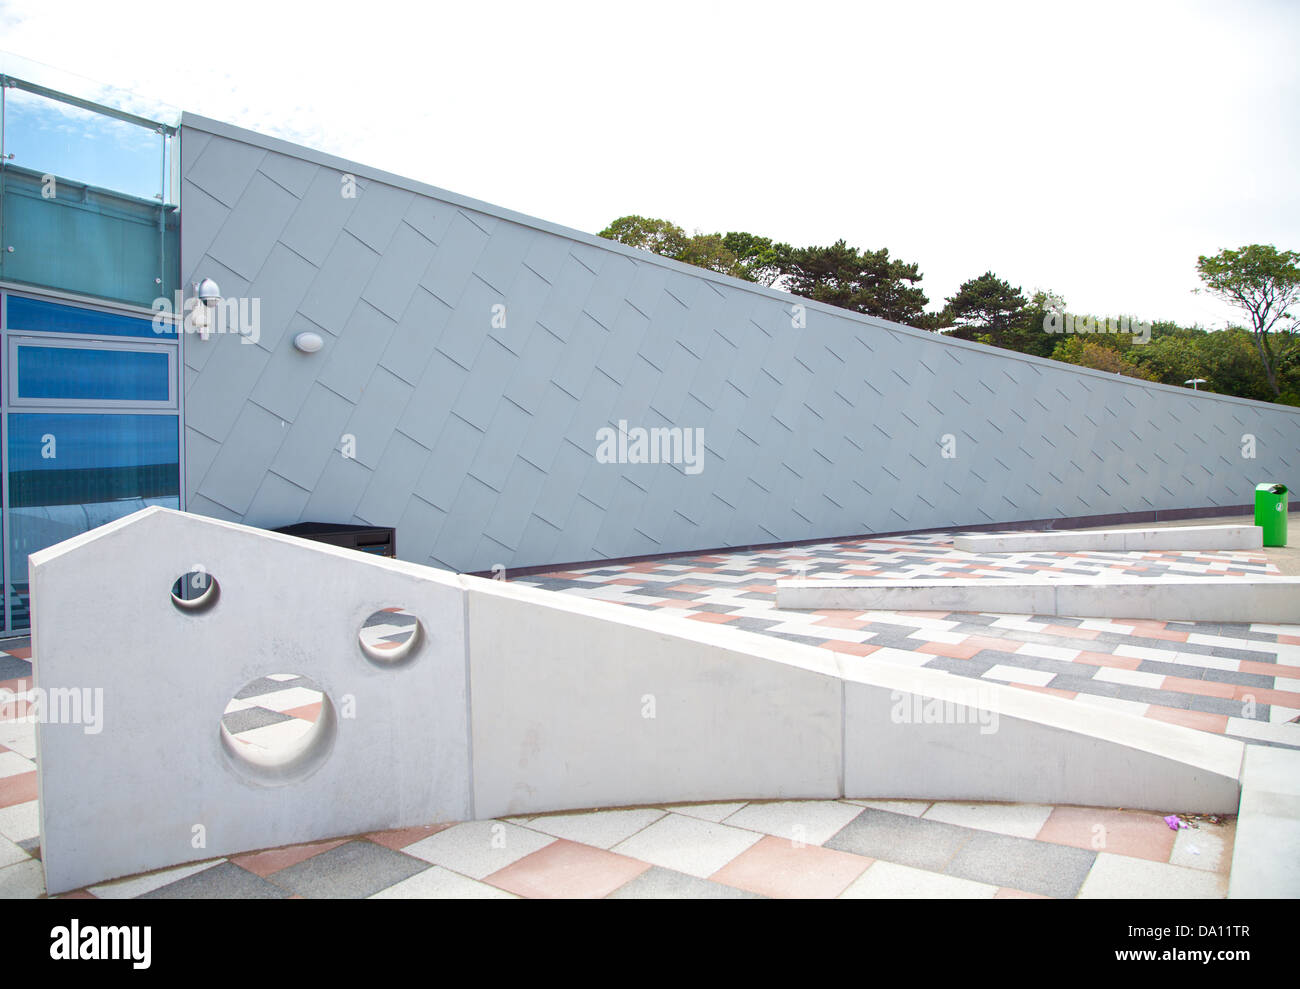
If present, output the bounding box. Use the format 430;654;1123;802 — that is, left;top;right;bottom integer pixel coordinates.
359;608;423;666
170;569;220;613
219;673;336;786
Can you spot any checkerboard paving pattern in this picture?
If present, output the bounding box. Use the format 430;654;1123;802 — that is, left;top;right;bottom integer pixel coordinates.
0;787;1234;899
515;532;1300;750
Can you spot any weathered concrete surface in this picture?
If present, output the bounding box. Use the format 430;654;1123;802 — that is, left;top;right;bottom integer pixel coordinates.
953;524;1262;554
1228;746;1300;898
776;576;1300;622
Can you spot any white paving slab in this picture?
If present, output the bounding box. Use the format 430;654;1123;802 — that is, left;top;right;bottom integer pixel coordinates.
0;800;39;844
402;821;555;880
1079;854;1227;898
920;801;1054;839
88;859;226;899
369;865;519;898
611;813;763;878
841;860;998;898
520;807;667;849
721;800;864;845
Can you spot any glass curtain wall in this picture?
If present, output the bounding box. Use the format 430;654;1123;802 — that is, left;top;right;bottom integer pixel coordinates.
1;60;180;307
0;293;181;631
0;62;183;633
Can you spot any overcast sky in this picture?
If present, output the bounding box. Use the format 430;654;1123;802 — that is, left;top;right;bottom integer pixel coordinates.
2;0;1296;328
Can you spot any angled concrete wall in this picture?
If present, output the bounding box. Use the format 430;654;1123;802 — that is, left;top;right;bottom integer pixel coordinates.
29;508;473;894
179;114;1300;575
31;509;1244;893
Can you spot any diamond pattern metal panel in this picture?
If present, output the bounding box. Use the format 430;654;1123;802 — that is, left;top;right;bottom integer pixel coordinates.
181;119;1300;574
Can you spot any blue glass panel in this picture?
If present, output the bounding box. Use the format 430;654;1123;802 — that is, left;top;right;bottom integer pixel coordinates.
7;413;180;628
17;346;169;402
5;294;176;339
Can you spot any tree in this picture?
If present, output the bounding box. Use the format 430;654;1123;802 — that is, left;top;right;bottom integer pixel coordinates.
773;240;929;324
942;272;1028;336
598;216;751;279
676;231;748;279
721;231;782;286
1195;245;1300;398
1050;338;1156;380
598;215;690;258
938;282;1061;357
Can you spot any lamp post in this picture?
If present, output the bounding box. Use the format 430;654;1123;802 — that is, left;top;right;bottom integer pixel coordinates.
1185;378;1207;391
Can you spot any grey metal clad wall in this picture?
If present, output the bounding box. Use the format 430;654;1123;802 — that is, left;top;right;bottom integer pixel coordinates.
179;114;1300;573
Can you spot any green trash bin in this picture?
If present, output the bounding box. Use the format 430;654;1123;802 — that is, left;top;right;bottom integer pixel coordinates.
1255;482;1288;547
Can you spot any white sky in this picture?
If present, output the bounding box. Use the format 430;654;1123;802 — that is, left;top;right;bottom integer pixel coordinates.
3;0;1296;328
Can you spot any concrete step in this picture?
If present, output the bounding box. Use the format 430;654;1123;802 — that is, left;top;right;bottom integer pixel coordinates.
775;575;1300;622
1229;746;1300;898
953;524;1263;554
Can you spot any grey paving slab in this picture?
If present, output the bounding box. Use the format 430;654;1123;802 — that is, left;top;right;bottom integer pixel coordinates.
220;706;293;734
945;830;1096;898
1201;669;1273;689
269;840;428;899
142;862;290;899
925;655;999;677
0;656;31;680
1047;674;1192;708
1185;695;1254;718
607;865;764;899
234;675;307;698
823;809;973;872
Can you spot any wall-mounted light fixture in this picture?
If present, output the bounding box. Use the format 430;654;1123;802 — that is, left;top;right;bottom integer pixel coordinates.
293;331;324;354
190;278;222;340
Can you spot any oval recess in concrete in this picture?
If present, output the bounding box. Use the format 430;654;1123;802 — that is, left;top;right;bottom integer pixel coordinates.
219;677;337;787
358;607;423;666
170;570;220;614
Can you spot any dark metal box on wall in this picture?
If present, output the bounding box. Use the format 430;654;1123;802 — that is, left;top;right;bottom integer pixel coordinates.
274;522;396;558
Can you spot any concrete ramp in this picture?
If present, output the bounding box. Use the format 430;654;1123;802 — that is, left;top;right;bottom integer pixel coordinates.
776;575;1300;622
953;523;1262;554
28;508;1247;893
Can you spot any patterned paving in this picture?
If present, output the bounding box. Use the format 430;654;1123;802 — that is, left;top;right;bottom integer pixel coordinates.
516;530;1300;750
0;531;1287;898
0;755;1235;899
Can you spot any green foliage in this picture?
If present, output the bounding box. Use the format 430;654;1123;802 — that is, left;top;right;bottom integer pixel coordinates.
1122;325;1292;402
598;215;754;280
721;232;783;286
598;215;690;258
676;231;748;279
772;240;929;324
939;280;1059;357
943;271;1027;333
1195;244;1300;397
1049;338;1156;380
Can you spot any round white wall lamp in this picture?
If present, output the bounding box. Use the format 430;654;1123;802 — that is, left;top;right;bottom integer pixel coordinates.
293;331;324;354
196;278;221;307
190;278;222;340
